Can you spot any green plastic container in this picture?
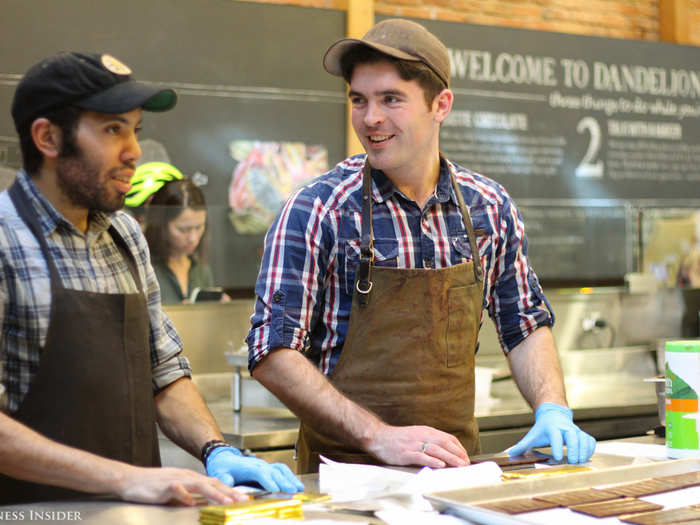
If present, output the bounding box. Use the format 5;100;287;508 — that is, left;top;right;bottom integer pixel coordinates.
666;340;700;458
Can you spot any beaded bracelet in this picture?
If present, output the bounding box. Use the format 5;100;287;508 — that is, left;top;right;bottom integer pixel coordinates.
200;439;242;466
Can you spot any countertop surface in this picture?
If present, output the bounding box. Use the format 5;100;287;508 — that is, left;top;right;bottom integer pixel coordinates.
0;435;672;524
0;364;662;523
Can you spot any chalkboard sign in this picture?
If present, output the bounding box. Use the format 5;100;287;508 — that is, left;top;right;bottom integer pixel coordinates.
0;0;347;288
408;17;700;200
2;4;699;285
518;203;630;281
386;15;700;281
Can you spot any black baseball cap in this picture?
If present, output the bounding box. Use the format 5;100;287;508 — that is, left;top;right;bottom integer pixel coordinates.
11;52;177;132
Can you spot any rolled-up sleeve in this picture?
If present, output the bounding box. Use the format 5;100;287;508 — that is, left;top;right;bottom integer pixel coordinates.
488;196;554;353
247;186;332;372
149;308;191;391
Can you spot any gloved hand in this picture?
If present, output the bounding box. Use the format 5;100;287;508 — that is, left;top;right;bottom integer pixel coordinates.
508;402;596;464
206;447;304;493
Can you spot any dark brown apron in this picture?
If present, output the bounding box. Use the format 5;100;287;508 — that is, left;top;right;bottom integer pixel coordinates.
297;160;484;473
0;180;160;503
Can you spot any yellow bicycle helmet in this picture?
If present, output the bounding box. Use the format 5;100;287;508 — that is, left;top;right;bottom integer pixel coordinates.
125;162;184;207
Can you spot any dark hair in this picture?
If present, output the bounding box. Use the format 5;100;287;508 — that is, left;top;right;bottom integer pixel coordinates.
340;46;446;108
18;105;83;175
144;178;209;263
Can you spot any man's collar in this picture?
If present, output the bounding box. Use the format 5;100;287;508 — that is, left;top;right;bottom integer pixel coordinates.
366;167;394;203
366;156;453;205
435;156;453;204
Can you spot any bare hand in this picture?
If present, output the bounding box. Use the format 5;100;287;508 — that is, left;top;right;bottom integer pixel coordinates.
117;466;249;506
366;424;469;468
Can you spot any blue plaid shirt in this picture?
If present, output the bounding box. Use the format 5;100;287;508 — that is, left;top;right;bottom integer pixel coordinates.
247;155;553;374
0;172;191;413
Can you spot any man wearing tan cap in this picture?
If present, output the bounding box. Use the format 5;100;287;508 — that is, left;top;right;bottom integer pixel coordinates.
248;19;596;473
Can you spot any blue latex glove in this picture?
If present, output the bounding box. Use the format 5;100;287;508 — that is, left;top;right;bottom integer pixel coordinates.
206;447;304;493
508;402;596;464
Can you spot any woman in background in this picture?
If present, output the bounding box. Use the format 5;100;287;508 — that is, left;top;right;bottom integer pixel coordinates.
146;177;216;304
128;163;217;304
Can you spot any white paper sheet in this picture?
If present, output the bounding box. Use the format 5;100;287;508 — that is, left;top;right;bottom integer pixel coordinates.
407;462;504;494
318;456;503;512
318;456;416;503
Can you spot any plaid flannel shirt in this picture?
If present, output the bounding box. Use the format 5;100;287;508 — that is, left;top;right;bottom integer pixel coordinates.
0;172;190;412
247;155;553;374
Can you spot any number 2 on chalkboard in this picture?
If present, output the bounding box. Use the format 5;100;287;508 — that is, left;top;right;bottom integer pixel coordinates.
575;116;604;178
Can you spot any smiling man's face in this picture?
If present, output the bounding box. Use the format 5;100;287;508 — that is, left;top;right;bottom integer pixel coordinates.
349;60;443;180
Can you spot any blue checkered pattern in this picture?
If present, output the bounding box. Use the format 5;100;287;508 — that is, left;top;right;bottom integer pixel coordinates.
247;154;554;374
0;171;190;412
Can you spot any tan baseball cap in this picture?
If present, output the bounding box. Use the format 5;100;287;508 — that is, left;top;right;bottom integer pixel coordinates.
323;18;450;87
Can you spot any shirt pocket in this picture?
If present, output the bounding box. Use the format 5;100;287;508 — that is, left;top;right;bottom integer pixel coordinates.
343;238;399;295
451;235;476;265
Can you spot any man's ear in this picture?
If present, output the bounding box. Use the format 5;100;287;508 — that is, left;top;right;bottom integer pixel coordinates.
433;88;454;124
30;118;62;159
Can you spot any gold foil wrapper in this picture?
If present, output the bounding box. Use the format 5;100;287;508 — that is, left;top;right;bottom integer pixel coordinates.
199;498;303;524
289;492;331;504
501;465;593;481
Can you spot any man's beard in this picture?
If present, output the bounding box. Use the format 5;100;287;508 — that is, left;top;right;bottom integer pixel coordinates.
55;142;127;214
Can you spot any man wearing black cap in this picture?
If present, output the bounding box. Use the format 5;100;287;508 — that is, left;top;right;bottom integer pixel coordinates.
0;52;302;504
248;19;596;473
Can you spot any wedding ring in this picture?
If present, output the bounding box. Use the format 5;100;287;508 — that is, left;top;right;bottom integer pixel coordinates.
421;442;429;453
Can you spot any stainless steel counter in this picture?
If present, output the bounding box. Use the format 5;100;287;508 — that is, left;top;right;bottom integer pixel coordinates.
0;435;669;524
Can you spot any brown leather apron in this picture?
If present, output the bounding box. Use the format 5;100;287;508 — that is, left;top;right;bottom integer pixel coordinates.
0;180;160;503
297;160;484;473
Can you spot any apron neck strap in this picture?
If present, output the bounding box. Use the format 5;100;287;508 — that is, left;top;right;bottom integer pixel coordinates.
108;225;144;293
446;160;483;282
356;158;483;304
357;162;374;307
8;179;143;293
9;180;62;286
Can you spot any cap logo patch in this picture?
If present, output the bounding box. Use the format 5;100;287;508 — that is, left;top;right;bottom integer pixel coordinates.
101;54;132;76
